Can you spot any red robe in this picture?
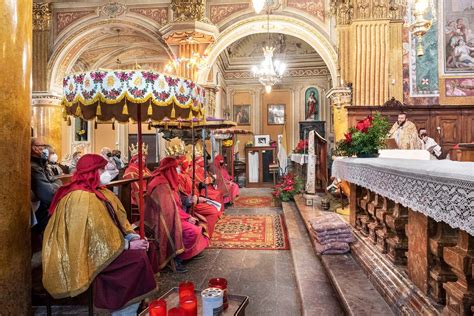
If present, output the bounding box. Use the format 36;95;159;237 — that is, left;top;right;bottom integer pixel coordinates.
123;155;152;206
212;155;239;203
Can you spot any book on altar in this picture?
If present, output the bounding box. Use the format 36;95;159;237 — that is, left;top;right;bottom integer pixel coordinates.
204;198;222;212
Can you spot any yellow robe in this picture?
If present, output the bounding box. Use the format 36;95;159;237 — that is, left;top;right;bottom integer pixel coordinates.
42;189;134;299
388;120;421;150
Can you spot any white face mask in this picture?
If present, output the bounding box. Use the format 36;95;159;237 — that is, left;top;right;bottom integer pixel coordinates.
99;170;113;185
49;153;58;163
176;167;181;174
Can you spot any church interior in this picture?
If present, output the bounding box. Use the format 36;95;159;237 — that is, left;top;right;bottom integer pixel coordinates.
1;0;473;315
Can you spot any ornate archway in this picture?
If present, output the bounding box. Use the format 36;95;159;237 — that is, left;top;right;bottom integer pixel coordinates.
198;14;338;86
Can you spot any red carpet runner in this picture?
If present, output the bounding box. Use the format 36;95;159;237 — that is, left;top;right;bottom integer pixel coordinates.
209;214;289;250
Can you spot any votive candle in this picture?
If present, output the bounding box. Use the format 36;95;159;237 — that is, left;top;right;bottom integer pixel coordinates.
168;307;184;316
178;281;195;303
149;299;167;316
208;278;228;309
179;295;197;316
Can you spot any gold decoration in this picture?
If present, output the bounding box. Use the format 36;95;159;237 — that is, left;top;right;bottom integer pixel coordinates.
129;143;149;156
147;103;153;116
96;103;102;116
75;105;82;117
171;105;176;119
122;102;129;115
33;3;52;31
171;0;208;22
329;0;406;25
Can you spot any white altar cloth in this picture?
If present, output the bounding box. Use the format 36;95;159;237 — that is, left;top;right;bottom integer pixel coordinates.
290;153;308;165
332;158;474;235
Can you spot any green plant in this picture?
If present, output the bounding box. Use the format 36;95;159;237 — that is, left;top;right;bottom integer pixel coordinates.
272;173;305;202
335;113;390;157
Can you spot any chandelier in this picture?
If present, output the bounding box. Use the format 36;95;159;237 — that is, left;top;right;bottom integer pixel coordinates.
164;52;208;75
251;6;286;93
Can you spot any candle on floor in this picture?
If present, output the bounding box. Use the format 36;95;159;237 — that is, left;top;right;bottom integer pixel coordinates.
178;281;195;303
208;278;228;309
149;299;167;316
179;295;197;316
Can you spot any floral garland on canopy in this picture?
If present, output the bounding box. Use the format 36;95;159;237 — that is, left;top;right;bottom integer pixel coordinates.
62;70;205;122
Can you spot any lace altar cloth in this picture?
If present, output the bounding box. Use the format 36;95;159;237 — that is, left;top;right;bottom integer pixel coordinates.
332;158;474;236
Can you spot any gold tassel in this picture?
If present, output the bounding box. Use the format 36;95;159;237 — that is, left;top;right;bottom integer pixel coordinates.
75;105;82;117
112;120;115;130
147;102;153;116
122;102;129;115
67;116;71;126
94;119;98;129
96;103;102;116
170;105;176;119
188;110;193;120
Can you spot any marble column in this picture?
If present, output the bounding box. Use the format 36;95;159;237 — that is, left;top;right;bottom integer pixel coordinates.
0;0;33;313
31;94;63;158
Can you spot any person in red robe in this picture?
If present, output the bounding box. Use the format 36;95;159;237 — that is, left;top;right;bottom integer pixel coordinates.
177;156;222;237
188;156;225;205
212;154;240;204
42;154;157;314
146;157;209;272
123;144;152;207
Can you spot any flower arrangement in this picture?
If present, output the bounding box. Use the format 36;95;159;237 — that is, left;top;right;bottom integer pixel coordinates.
245;140;253;147
293;139;309;153
223;139;233;147
335;113;390;157
272;173;305;202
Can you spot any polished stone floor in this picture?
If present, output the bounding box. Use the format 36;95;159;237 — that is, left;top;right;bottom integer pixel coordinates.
33;188;346;315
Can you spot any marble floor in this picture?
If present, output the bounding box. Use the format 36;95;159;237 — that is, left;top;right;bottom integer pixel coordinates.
33;188;345;315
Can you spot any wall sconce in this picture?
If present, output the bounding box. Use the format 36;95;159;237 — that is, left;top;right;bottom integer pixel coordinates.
410;0;432;56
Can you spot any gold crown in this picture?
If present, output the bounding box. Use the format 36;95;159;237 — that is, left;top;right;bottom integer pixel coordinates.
129;143;148;157
165;142;186;157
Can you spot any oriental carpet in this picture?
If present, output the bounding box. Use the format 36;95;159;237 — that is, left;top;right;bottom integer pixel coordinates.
233;196;274;208
209;214;289;250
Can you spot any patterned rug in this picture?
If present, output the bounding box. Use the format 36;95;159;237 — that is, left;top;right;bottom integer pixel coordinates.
233;196;274;208
209;214;289;250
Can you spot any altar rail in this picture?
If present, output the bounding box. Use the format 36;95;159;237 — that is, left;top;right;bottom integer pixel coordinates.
333;158;474;315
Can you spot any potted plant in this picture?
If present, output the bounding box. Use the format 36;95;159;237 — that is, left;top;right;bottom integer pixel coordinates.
272;173;305;205
335;113;390;158
293;139;309;153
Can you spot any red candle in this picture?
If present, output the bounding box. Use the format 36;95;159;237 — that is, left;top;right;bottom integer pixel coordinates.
208;278;228;309
168;307;184;316
178;281;195;303
149;299;167;316
179;295;197;316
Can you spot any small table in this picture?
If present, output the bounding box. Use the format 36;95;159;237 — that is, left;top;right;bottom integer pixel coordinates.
139;287;249;316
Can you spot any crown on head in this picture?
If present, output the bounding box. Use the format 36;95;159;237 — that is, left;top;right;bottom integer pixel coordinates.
129;143;148;157
165;142;186;157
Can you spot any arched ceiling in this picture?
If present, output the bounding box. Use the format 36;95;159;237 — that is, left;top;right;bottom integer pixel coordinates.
69;25;169;73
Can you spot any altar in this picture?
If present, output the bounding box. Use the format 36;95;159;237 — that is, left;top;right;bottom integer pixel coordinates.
332;158;474;315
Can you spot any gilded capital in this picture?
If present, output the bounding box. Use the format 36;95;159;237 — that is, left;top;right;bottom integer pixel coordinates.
330;0;406;25
33;3;52;31
171;0;208;23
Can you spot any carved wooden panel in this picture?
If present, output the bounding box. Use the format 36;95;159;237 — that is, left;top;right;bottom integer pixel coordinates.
434;113;461;148
462;110;474;143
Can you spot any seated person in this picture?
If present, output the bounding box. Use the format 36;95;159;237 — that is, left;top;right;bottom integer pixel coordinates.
418;128;442;159
211;155;240;204
188;156;224;205
42;154;157;314
177;156;222;237
45;146;66;178
100;147;120;180
123;143;152;208
146;157;209;272
31;138;62;236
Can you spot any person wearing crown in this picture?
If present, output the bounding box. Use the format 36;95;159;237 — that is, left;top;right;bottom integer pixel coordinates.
42;154;157;314
145;157;209;272
211;154;240;205
123;143;152;214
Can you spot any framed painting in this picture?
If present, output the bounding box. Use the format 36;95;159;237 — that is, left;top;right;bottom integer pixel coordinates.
74;118;90;142
440;0;474;75
305;87;319;120
233;104;251;125
254;135;270;147
267;104;285;125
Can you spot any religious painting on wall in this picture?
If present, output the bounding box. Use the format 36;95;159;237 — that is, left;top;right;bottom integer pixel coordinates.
233;104;250;126
441;1;474;74
305;87;319;120
445;78;474;96
267;104;285;125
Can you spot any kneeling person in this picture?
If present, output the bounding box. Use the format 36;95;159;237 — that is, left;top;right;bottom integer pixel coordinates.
42;154;157;314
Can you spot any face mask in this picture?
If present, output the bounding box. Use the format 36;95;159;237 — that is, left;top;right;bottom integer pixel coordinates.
100;171;113;185
176;167;181;174
41;148;49;160
49;153;58;163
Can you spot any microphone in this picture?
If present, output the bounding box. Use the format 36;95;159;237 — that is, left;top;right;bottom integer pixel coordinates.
436;126;441;135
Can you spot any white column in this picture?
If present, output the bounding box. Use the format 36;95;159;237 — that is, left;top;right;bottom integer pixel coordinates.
116;122;129;160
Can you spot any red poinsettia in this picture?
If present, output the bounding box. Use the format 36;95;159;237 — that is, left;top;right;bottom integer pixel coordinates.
344;132;352;144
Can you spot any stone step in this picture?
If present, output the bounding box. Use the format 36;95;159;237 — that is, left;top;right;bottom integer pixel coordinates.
282;202;344;316
291;195;394;316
